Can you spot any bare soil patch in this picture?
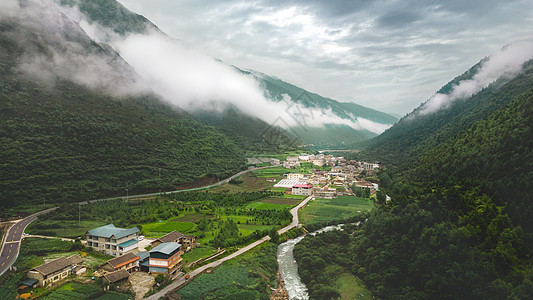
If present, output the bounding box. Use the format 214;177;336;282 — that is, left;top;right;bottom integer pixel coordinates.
129;271;155;300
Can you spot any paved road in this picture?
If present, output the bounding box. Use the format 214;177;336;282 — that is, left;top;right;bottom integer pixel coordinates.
146;195;313;300
0;207;57;277
83;166;276;205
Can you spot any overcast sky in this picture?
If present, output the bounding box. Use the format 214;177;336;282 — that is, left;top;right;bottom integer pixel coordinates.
117;0;533;116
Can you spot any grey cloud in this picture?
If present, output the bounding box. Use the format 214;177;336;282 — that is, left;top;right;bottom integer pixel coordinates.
117;0;533;114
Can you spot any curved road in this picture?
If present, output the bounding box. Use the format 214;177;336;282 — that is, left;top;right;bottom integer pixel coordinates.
0;207;57;277
84;166;276;204
146;195;313;300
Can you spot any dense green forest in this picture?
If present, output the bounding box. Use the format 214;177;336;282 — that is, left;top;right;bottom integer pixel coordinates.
300;75;533;298
194;106;299;152
0;18;247;212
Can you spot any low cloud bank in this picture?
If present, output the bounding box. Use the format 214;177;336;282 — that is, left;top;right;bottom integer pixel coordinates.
418;39;533;116
5;0;391;134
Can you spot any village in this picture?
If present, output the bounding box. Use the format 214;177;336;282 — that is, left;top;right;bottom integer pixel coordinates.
8;153;381;299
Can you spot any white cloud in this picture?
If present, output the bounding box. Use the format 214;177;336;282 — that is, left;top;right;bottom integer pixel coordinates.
117;0;533;115
418;39;533;115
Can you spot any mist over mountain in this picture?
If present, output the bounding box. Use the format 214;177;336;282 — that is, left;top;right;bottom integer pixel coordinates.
362;41;533;165
58;0;397;148
0;0;250;208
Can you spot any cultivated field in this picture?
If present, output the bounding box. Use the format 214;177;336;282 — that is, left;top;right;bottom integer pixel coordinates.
300;196;375;224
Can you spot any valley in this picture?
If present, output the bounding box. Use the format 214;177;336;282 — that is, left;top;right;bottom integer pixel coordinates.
1;0;532;299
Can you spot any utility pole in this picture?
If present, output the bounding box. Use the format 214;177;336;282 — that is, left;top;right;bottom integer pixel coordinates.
78;204;81;227
158;168;161;194
126;188;129;200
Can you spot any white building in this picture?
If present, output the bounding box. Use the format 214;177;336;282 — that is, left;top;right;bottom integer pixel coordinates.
86;224;139;257
292;184;313;196
287;173;305;180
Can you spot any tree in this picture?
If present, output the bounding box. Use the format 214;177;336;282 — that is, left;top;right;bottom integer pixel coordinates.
155;274;165;284
269;227;280;244
376;190;386;204
362;188;370;199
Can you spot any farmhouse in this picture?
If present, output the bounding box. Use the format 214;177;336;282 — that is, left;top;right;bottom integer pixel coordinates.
287;173;304;180
151;230;197;252
104;269;130;284
314;187;337;199
86;224;139;257
100;252;140;273
27;255;83;287
148;242;182;274
292;184;313;196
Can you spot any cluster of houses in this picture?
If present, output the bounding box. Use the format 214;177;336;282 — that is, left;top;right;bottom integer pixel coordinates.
23;225;198;288
271;154;381;199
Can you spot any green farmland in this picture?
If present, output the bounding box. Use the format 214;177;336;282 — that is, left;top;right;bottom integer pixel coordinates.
300;196;374;224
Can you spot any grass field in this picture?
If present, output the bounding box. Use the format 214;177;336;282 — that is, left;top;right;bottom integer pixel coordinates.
252;166;293;178
245;197;301;210
172;214;208;222
210;172;278;193
335;273;375;300
181;246;218;264
176;243;278;299
261;198;302;205
40;282;132;300
237;224;277;236
26;220;106;238
142;220;195;237
300;196;374;224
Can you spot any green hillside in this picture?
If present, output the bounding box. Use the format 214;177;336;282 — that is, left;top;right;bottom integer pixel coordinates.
358;88;533;299
193;106;300;152
0;18;245;213
296;84;533;299
339;54;533;298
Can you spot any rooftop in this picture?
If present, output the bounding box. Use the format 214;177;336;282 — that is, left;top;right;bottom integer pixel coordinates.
155;231;183;244
118;239;138;248
104;269;130;283
32;257;72;276
150;242;181;256
274;179;308;188
293;184;313;188
87;224;139;239
105;252;139;268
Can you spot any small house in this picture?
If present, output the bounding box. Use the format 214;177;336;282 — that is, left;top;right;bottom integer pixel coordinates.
100;252;140;273
104;269;130;284
27;255;83;286
292;184;313;196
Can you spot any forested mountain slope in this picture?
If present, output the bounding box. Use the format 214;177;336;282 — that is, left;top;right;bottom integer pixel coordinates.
63;0;397;148
296;86;533;299
0;8;245;212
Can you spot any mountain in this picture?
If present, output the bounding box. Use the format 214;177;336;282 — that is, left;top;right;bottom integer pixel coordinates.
347;49;533;298
0;1;247;212
61;0;397;149
362;56;533;166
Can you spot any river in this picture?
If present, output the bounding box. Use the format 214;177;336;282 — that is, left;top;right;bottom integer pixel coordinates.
276;224;346;300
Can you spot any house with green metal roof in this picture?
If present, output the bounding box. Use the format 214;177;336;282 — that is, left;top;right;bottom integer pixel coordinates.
86;224;139;257
148;242;182;274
